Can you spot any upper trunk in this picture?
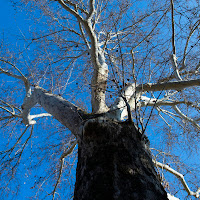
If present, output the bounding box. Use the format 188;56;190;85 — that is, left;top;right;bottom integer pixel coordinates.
74;118;168;200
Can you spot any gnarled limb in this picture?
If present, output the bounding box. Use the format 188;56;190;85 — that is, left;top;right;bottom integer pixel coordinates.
22;86;85;136
0;59;85;136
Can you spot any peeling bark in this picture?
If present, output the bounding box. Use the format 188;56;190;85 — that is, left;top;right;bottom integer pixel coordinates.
74;118;168;200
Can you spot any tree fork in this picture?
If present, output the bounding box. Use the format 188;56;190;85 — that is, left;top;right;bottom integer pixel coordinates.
74;118;168;200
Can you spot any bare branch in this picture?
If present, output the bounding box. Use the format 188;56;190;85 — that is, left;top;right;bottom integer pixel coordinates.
181;20;200;70
57;0;85;22
132;8;169;51
52;140;77;200
30;113;52;120
78;21;90;49
87;0;95;21
136;79;200;92
21;86;85;136
0;67;24;81
0;58;26;78
170;54;182;81
172;105;200;130
154;160;200;198
0;126;29;155
11;126;34;174
0;58;30;96
139;96;191;107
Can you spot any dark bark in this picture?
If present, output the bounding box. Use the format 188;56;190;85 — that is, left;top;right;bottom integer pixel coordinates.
74;118;168;200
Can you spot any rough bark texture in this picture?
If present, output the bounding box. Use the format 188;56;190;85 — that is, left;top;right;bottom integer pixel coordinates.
74;118;168;200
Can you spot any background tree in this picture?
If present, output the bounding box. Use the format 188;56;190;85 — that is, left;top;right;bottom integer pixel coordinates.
0;0;200;199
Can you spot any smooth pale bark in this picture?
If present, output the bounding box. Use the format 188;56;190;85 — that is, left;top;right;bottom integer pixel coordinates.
74;118;168;200
56;0;109;114
22;86;85;136
136;79;200;92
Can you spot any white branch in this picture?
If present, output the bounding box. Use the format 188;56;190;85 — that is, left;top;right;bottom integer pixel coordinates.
29;113;52;120
170;54;182;81
57;0;85;22
139;96;189;107
110;84;137;120
87;0;95;21
173;105;200;130
136;79;200;92
21;86;84;136
154;160;200;198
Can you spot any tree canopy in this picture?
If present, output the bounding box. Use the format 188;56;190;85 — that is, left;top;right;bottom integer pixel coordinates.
0;0;200;199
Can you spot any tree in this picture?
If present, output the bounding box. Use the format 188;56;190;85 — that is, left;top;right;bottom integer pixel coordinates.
0;0;200;199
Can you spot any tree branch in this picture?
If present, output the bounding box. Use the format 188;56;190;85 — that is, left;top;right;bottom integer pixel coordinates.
52;140;77;200
172;105;200;130
22;86;85;136
136;79;200;92
139;96;191;107
87;0;95;21
154;160;200;198
181;20;200;70
0;58;30;93
57;0;85;22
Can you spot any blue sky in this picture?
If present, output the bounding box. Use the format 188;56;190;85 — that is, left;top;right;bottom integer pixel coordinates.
0;1;20;33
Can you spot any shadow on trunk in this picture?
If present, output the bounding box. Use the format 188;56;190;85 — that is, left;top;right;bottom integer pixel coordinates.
74;118;168;200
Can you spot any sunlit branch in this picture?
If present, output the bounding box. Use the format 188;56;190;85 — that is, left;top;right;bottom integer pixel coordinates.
159;68;200;83
87;0;95;21
173;105;200;130
78;21;90;49
63;0;89;15
156;107;172;128
156;106;186;130
136;79;200;92
131;50;136;82
170;54;182;81
154;160;200;198
22;86;85;135
30;113;52;120
58;0;109;113
57;0;85;22
139;96;191;107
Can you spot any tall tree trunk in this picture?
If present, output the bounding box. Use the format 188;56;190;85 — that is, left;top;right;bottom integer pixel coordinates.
74;118;168;200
